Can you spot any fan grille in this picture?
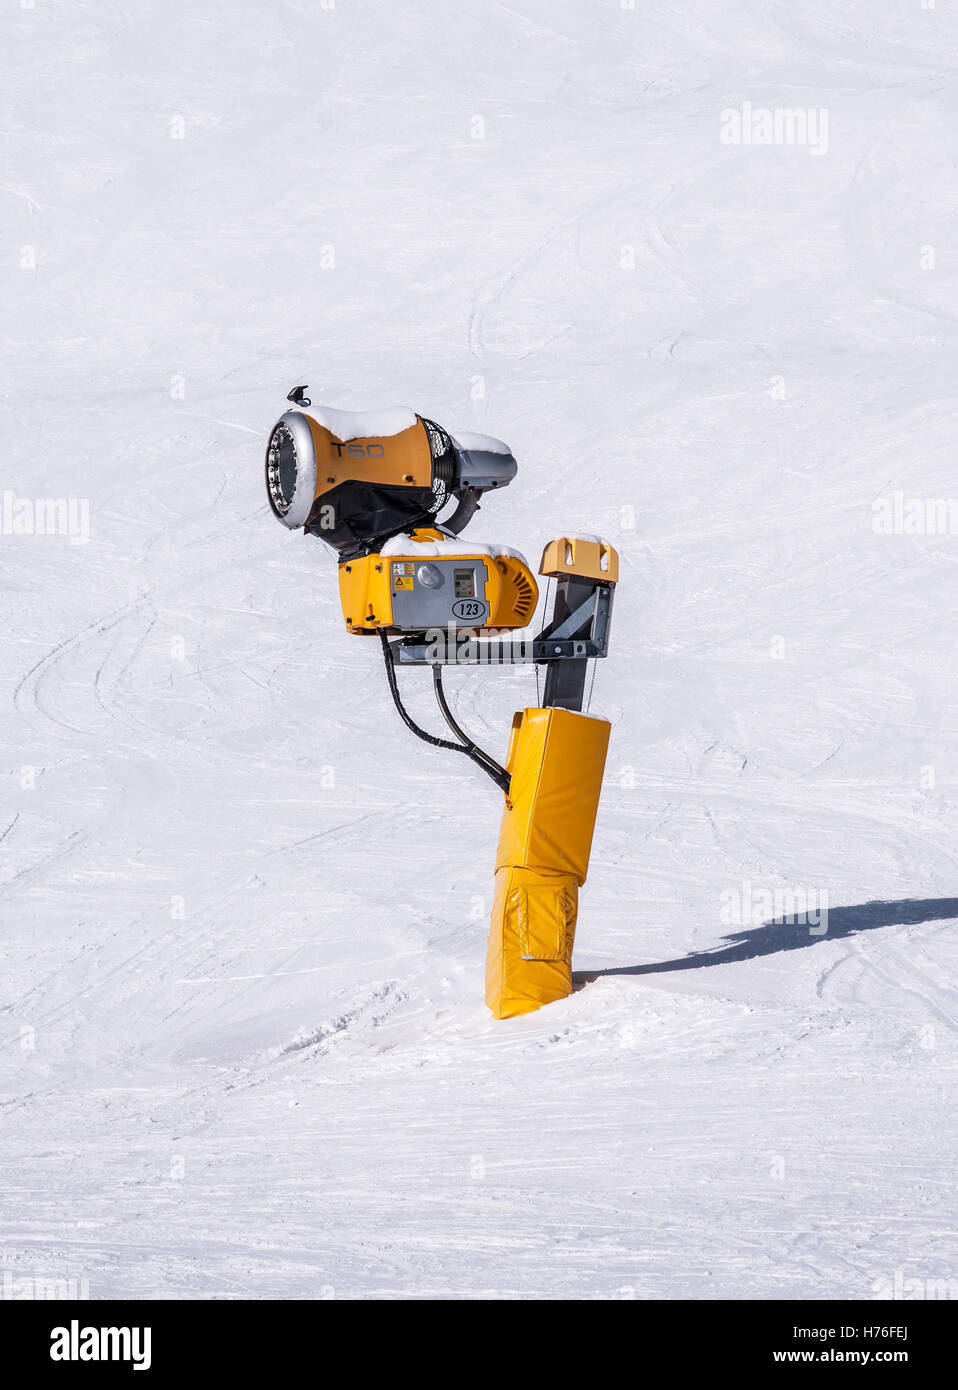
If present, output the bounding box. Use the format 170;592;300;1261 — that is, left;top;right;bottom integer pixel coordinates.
421;416;456;514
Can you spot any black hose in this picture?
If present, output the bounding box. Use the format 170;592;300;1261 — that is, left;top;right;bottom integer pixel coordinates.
432;665;511;791
379;631;510;795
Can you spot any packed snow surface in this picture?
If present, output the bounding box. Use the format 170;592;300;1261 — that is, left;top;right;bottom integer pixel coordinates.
3;0;958;1300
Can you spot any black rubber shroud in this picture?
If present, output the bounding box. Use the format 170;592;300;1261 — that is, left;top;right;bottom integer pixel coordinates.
304;481;438;557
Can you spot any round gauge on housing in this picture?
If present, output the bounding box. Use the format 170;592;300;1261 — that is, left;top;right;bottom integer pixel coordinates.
417;563;442;588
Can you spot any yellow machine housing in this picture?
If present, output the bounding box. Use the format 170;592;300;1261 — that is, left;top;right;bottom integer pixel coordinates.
306;415;433;498
338;528;539;635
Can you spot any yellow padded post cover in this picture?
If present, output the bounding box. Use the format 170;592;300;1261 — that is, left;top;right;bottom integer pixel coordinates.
496;707;610;883
486;707;610;1018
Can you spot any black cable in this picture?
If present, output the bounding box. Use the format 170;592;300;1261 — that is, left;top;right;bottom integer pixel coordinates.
432;665;511;792
379;631;510;795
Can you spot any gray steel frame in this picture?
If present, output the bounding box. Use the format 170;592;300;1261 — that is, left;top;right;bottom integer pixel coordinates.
387;580;615;670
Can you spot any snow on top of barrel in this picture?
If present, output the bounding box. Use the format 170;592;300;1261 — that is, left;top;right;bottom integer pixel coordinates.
300;403;418;441
451;430;513;455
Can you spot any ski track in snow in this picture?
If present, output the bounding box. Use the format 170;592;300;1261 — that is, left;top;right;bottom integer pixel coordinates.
2;0;958;1299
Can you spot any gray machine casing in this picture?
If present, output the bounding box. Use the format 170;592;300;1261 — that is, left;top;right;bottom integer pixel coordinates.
388;556;491;630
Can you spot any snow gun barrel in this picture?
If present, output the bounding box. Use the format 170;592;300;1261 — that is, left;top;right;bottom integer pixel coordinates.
265;393;517;558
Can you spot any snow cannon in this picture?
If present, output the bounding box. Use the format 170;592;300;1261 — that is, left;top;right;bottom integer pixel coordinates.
265;386;619;1018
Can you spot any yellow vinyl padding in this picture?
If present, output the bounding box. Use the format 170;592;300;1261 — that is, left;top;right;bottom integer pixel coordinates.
495;707;610;884
485;867;579;1018
486;707;610;1019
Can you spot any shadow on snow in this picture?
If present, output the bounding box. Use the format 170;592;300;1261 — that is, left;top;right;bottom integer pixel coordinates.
574;897;958;983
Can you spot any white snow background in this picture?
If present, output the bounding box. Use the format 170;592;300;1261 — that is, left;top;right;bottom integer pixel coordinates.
2;0;958;1300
